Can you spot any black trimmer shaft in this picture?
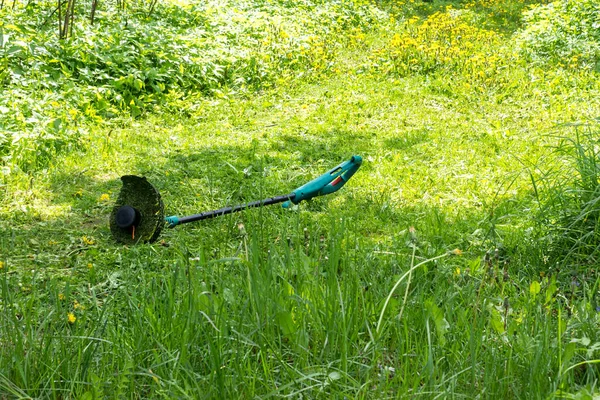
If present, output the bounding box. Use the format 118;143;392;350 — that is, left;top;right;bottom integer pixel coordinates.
171;193;296;226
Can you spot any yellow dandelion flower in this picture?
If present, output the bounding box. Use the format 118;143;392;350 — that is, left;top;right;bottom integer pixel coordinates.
99;193;110;202
67;312;76;324
82;236;95;245
74;300;86;310
87;263;93;269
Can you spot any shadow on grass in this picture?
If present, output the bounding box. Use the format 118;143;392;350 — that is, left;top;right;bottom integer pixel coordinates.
2;121;540;285
376;0;544;35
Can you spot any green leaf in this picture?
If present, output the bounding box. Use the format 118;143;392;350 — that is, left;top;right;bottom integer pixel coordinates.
425;299;449;346
79;392;94;400
7;46;23;57
51;118;62;131
328;371;341;381
562;342;577;367
275;310;296;336
529;280;541;297
489;308;505;334
133;78;144;91
545;277;557;305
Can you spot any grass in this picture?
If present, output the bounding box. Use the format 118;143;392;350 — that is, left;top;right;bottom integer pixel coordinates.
2;0;600;398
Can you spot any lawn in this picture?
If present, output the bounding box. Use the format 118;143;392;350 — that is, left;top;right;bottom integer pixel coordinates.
1;0;600;398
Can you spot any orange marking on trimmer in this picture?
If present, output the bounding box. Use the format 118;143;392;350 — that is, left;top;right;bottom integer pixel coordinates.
331;176;343;186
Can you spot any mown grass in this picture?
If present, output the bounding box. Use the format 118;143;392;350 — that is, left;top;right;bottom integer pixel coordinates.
1;0;600;398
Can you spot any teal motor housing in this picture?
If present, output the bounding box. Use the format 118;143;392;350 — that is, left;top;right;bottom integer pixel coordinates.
282;155;362;208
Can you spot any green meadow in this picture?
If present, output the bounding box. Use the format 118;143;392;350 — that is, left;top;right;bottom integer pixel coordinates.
1;0;600;397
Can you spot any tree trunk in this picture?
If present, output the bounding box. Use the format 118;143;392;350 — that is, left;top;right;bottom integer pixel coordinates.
58;0;62;37
59;0;76;39
69;0;75;37
90;0;98;24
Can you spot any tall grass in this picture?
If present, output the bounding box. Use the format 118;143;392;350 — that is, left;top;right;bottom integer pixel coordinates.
532;125;600;276
2;214;597;398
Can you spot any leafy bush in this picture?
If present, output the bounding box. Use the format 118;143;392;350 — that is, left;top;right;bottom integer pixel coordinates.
379;0;546;32
516;0;600;70
0;0;382;171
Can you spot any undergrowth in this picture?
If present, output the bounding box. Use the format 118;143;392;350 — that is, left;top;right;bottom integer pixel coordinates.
0;0;382;171
532;124;600;277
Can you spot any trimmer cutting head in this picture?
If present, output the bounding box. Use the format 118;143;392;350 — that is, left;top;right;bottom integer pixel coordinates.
110;175;165;244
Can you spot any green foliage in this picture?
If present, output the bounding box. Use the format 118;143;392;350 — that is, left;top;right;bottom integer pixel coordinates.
533;126;600;274
1;0;600;397
516;0;600;70
380;0;547;32
0;0;382;171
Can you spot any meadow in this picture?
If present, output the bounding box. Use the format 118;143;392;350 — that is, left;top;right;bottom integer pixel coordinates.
1;0;600;398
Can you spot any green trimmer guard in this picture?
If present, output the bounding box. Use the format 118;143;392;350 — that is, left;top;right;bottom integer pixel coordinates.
110;155;362;245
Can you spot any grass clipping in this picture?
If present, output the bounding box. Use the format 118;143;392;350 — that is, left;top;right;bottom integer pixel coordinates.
109;175;165;245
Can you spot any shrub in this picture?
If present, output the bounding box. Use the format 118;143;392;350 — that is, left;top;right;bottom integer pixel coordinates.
516;0;600;70
0;0;382;171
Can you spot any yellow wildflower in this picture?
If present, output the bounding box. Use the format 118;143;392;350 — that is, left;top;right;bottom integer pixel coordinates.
58;293;65;301
67;312;76;324
0;261;3;269
149;369;159;384
451;248;463;256
82;236;95;245
99;193;110;202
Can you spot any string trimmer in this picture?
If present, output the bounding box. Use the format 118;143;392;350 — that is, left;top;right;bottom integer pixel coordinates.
110;155;362;244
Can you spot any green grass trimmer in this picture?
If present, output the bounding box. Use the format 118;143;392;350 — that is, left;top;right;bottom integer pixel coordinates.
110;155;362;244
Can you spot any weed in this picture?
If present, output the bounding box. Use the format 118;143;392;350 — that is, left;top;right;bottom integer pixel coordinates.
532;125;600;276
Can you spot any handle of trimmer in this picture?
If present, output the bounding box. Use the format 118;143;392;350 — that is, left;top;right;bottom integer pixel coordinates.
282;155;362;208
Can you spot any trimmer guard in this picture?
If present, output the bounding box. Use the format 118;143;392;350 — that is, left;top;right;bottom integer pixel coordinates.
110;175;165;244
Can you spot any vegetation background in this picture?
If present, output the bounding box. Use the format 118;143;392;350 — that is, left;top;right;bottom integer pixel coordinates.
1;0;600;397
